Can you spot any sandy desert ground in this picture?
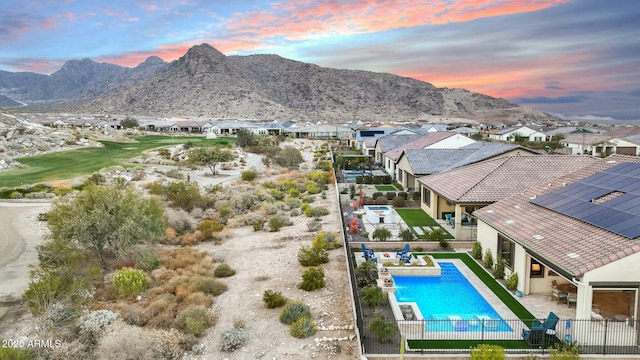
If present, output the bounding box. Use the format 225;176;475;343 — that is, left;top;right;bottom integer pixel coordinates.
0;139;361;360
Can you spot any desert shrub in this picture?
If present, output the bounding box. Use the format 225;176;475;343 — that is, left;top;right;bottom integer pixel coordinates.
301;195;315;203
252;219;265;231
362;286;387;307
241;170;258;181
198;219;224;240
113;268;148;299
303;206;329;217
182;292;214;309
397;191;408;199
96;325;166;360
290;208;301;217
494;257;505;279
470;344;506;360
307;218;322;232
308;170;329;184
263;290;287;309
472;242;483;260
439;237;449;250
165;169;183;179
298;246;329;266
0;347;32;360
392;196;405;207
385;192;396;200
299;267;325;291
221;326;249;352
305;182;321;194
372;227;392;241
194;276;228;296
368;316;397;342
312;231;341;250
214;263;236;278
79;309;120;333
290;316;317;338
279;302;311;325
175;305;215;336
506;272;519;290
483;250;494;269
269;216;284;231
374;195;388;205
145;294;178;328
262;203;279;215
284;197;301;209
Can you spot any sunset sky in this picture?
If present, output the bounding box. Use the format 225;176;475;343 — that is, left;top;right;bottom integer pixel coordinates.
1;0;638;119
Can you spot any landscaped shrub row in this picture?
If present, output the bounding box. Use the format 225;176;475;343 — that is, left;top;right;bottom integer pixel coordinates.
355;175;392;184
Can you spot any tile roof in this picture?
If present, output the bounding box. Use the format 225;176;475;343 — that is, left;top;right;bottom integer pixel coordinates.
562;127;640;145
405;142;528;175
375;134;423;153
419;155;598;203
474;155;640;277
384;132;457;161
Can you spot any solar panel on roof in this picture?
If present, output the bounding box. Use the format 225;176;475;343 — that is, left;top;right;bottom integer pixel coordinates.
620;224;640;239
530;162;640;239
623;204;640;216
568;204;603;218
608;217;640;233
610;196;640;211
591;212;629;228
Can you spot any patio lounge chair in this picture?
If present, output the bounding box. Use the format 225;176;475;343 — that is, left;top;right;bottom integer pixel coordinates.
447;315;467;331
396;244;410;257
567;294;577;307
475;315;498;330
399;253;412;264
522;312;559;346
360;244;376;263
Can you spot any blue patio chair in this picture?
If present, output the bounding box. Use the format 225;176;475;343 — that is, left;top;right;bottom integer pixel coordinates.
522;312;559;346
361;244;375;261
396;244;410;258
399;253;412;264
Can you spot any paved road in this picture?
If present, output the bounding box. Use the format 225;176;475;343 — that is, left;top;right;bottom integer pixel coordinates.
0;201;51;298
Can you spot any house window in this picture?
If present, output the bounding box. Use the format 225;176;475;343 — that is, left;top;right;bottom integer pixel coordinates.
497;234;515;267
387;159;391;168
534;136;542;141
398;171;403;182
422;187;431;207
530;259;544;278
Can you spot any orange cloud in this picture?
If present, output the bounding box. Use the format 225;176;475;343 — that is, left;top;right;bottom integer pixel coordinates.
225;0;571;42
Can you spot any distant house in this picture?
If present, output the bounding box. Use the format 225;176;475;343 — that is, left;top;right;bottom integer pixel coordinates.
382;132;475;179
396;142;537;191
289;124;352;139
489;125;546;142
560;127;640;156
417;155;598;240
421;123;448;132
474;156;640;345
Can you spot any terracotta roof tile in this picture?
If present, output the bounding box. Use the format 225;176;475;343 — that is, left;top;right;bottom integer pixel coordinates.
475;155;640;277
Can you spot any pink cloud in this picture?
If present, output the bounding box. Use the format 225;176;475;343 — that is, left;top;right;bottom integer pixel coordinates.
225;0;571;42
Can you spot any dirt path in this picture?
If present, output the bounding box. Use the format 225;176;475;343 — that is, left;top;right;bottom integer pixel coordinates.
0;201;51;298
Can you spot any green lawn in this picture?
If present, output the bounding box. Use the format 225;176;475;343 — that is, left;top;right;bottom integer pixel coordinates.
0;135;234;188
395;208;453;239
375;185;397;191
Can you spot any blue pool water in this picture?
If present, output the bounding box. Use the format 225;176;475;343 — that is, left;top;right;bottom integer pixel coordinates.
367;206;390;211
393;262;512;332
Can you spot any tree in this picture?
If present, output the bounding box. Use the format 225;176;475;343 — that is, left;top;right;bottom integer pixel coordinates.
398;227;415;242
372;227;392;241
187;145;235;175
236;128;257;148
46;185;167;269
274;146;304;168
120;116;139;129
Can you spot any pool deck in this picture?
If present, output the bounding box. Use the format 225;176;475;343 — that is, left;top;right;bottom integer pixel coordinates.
356;252;578;342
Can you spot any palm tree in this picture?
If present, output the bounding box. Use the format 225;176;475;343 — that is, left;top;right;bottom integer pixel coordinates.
398;227;415;242
355;259;378;288
372;227;392;241
362;286;387;307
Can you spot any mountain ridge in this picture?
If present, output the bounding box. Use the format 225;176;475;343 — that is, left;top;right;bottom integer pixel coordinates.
0;43;557;122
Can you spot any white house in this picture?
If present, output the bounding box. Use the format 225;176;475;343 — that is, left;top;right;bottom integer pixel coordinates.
474;155;640;347
489;126;546;142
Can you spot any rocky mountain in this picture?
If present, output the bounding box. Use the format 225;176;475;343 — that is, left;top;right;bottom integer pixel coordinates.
1;43;556;122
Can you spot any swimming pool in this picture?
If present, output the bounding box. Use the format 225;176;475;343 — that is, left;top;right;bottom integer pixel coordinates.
393;262;512;332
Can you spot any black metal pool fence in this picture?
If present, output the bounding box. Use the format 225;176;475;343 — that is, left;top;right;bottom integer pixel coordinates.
359;317;640;355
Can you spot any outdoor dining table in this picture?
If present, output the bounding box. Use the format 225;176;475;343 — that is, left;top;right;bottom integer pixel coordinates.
557;283;577;295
